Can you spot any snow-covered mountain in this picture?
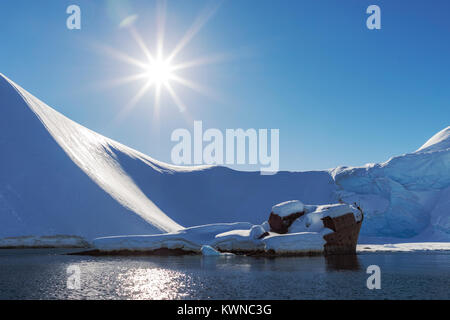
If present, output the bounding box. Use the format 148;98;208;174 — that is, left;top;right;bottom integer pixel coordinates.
0;73;448;242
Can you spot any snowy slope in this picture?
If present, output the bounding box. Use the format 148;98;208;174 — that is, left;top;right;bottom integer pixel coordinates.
416;126;450;153
0;73;448;243
0;73;336;241
0;73;184;239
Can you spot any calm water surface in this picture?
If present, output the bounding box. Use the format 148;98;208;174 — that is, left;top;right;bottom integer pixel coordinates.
0;249;448;299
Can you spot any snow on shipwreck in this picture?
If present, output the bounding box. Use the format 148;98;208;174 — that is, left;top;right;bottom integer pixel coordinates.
83;201;364;256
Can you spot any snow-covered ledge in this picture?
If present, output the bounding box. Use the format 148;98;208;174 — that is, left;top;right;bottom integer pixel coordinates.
78;201;364;257
0;235;90;249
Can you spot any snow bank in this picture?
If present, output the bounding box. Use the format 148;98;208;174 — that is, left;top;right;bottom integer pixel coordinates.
261;221;270;232
0;235;90;248
272;200;304;217
92;219;332;255
92;203;345;255
93;223;252;252
263;230;332;254
357;242;450;252
212;228;266;252
93;224;332;255
249;225;266;239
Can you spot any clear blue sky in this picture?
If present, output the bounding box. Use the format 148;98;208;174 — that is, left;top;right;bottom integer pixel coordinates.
1;0;449;171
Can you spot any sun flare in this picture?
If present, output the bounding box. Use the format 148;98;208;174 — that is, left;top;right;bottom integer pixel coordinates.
100;1;225;120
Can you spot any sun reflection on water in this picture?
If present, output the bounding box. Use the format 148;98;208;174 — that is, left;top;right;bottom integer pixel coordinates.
115;267;192;300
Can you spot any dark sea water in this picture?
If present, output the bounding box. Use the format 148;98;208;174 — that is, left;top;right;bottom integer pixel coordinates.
0;249;448;300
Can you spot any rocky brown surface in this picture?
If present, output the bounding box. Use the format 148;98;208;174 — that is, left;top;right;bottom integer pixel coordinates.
268;211;305;234
267;203;364;255
322;212;363;255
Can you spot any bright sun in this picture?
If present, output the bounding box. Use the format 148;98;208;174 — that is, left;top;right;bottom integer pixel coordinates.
101;1;224;118
145;59;174;86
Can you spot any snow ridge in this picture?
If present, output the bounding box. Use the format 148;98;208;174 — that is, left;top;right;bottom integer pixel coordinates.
416;126;450;153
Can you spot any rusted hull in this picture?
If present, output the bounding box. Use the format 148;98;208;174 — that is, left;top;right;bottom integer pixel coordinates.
322;213;363;255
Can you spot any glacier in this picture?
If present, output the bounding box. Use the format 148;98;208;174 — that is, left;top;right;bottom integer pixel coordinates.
332;126;450;241
0;73;448;244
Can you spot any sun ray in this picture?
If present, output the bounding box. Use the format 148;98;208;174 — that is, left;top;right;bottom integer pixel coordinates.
171;52;233;71
128;27;155;63
116;80;153;121
101;73;149;89
164;82;186;113
94;43;149;69
154;83;162;119
167;1;223;63
170;74;222;102
156;0;167;59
